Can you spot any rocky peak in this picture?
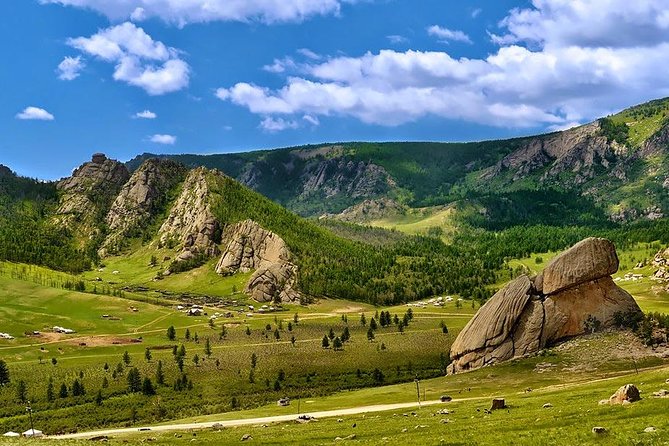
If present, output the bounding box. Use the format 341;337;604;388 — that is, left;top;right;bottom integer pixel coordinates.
448;237;641;373
99;158;187;256
158;167;221;261
0;165;13;178
331;198;405;223
215;219;299;303
299;157;394;200
53;153;130;241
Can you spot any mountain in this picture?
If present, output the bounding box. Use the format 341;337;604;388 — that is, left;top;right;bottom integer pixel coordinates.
128;97;669;226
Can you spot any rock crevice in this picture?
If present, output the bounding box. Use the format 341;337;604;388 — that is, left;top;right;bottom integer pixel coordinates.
448;237;642;373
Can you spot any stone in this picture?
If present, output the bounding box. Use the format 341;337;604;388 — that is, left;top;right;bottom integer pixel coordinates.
100;158;186;257
216;219;300;303
158;168;222;260
652;389;668;397
542;403;553;408
490;398;506;410
447;238;642;374
644;426;657;433
592;427;607;434
608;384;641;405
542;237;619;295
241;434;252;441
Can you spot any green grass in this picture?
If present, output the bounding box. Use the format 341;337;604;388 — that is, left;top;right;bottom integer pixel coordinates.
609;97;669;147
367;206;457;239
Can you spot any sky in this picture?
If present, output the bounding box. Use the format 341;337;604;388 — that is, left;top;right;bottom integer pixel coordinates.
2;0;669;179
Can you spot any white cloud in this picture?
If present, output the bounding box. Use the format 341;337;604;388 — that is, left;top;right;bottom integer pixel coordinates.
42;0;354;26
386;35;408;45
427;25;472;44
303;114;320;126
260;117;299;132
134;110;157;119
216;1;669;130
297;48;321;60
67;22;189;95
471;8;482;19
56;56;85;80
150;134;177;144
16;106;55;121
263;57;297;73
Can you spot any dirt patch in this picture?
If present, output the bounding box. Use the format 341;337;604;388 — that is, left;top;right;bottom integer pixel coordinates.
37;332;65;343
331;306;365;314
66;336;141;347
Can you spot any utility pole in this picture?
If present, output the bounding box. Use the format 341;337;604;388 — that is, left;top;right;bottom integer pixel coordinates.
414;376;421;407
26;401;34;436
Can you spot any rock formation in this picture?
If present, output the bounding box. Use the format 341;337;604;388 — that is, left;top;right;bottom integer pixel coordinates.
99;158;187;256
158;167;221;261
332;198;405;223
54;153;130;242
448;238;642;373
215;220;299;302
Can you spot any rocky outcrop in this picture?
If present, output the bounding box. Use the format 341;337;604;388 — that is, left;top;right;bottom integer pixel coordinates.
158;167;221;261
99;158;187;257
332;198;405;223
448;237;642;373
299;157;394;200
606;384;641;405
215;220;299;302
54;153;130;241
481;122;621;185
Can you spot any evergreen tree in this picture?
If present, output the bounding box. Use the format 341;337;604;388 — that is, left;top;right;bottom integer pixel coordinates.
274;329;280;340
123;350;131;366
251;353;257;369
95;390;103;406
176;355;184;373
341;326;350;342
0;359;9;385
16;379;27;402
185;328;191;341
59;383;68;398
142;377;156;396
46;377;55;402
333;337;343;351
193;354;200;366
156;360;165;386
287;322;293;332
367;327;375;341
245;326;251;336
178;344;186;358
328;328;335;340
204;337;212;357
102;377;109;388
322;335;330;348
167;325;176;341
360;313;366;326
370;317;378;330
293;313;299;324
127;367;142;393
145;348;152;362
219;325;227;340
72;379;85;396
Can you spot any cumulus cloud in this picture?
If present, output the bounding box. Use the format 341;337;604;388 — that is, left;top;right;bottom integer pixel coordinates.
216;0;669;130
56;56;85;80
386;35;408;45
67;22;189;95
427;25;472;44
134;110;157;119
150;134;176;144
16;106;55;121
42;0;354;26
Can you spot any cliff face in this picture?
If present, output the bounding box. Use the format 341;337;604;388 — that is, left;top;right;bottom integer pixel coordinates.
448;238;642;373
99;158;187;257
481;122;622;185
54;153;130;243
215;219;299;303
158;167;221;261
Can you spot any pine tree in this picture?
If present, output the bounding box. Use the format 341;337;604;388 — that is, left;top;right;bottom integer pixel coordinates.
142;377;156;396
167;325;176;341
287;322;293;332
220;325;227;340
370;317;378;330
127;367;142;393
204;337;212;357
251;353;257;369
293;313;299;324
16;379;27;402
333;337;343;351
367;327;375;341
274;329;280;340
328;328;335;340
360;313;366;326
185;328;191;341
322;335;330;348
59;383;68;398
193;354;200;366
46;377;55;402
245;326;251;336
0;359;9;385
176;355;184;373
341;326;350;342
95;390;103;406
123;350;131;366
156;360;165;386
145;348;152;362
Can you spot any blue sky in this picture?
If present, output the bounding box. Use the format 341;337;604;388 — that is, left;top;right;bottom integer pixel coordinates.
3;0;669;179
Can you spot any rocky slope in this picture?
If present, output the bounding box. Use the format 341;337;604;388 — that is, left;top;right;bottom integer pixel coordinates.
328;198;405;223
448;237;642;373
99;158;187;256
158;167;222;261
54;153;130;243
216;219;299;302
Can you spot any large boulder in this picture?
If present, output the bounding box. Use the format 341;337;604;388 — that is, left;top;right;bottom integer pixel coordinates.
607;384;641;405
541;237;618;295
448;238;641;373
215;219;300;303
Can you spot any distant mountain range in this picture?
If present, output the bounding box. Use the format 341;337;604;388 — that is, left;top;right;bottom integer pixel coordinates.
127;97;669;225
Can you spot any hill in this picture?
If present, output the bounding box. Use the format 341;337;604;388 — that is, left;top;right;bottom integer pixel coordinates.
127;97;669;228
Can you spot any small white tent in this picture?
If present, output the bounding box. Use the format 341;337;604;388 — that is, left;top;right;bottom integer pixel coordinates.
3;431;20;437
23;428;43;437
